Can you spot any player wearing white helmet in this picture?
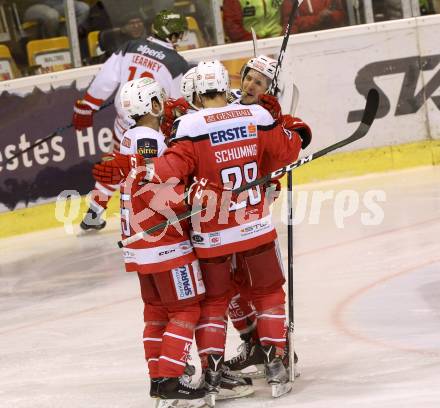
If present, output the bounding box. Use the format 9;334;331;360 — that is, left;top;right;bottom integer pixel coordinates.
180;67;202;111
73;9;191;233
95;77;207;407
159;67;204;138
240;54;277;105
136;58;303;402
224;54;311;380
93;75;258;404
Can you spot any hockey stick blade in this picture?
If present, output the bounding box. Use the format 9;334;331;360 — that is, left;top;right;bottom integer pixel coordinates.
117;89;379;249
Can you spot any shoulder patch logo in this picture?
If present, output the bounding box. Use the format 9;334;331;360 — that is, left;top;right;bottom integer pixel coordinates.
122;136;131;148
137;138;158;158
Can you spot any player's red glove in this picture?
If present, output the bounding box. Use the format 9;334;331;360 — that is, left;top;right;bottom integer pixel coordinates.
282;114;312;149
92;152;131;185
72;100;95;130
258;94;282;121
160;97;190;138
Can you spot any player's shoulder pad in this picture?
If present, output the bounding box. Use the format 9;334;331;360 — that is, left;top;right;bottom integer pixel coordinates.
127;127;164;158
248;104;277;129
169;111;208;143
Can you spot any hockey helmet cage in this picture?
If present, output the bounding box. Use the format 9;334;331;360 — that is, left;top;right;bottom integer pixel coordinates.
194;60;229;95
241;55;277;83
120;77;166;119
180;67;197;103
152;10;188;41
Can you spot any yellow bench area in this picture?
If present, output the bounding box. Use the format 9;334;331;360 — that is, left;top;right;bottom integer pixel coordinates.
27;36;72;73
0;44;21;80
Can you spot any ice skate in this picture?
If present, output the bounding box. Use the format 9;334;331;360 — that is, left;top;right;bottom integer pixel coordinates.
216;365;254;400
203;354;224;407
262;345;293;398
224;335;265;379
150;377;162;398
79;207;106;233
154;375;207;408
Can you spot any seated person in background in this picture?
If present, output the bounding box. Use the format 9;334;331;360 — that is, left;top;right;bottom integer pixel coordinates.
222;0;285;42
283;0;347;33
98;11;146;57
24;0;90;37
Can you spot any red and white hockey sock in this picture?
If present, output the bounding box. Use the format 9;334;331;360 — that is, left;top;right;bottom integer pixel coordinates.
89;181;118;213
228;293;257;338
252;288;286;356
158;305;200;378
143;305;167;378
195;296;229;369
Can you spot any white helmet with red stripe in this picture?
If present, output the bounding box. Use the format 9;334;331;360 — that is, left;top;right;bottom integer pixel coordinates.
120;77;166;118
241;54;277;83
180;67;197;107
194;60;229;95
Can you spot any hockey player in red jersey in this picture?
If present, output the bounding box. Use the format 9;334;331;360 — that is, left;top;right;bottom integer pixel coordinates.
93;76;255;404
72;10;190;232
137;60;303;402
101;77;207;407
225;54;311;378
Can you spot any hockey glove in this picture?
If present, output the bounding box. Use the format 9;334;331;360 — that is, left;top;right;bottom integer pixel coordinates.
265;179;282;202
92;152;131;185
282;114;312;149
160;97;190;138
73;99;95;130
258;94;282;121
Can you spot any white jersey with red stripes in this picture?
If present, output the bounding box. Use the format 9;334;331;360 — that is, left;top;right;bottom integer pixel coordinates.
82;36;190;149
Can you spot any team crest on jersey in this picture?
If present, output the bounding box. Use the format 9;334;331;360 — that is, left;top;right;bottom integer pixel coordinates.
209;123;257;146
172;266;195;300
137;138;158;158
122;136;131;148
247;123;257;138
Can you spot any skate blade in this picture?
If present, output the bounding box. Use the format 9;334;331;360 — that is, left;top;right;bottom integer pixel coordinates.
233;364;265;379
271;381;293;398
216;385;254;400
76;228;101;237
205;393;216;407
155;398;208;408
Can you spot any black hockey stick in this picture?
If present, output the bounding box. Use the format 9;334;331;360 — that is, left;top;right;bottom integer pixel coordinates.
5;99;114;164
117;89;379;248
268;0;301;96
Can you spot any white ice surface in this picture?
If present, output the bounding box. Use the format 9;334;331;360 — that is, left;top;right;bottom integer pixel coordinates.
1;166;440;408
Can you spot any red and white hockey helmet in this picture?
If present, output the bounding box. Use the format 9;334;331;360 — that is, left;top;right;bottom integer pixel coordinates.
242;54;277;82
180;66;197;104
194;60;229;95
120;77;166;118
